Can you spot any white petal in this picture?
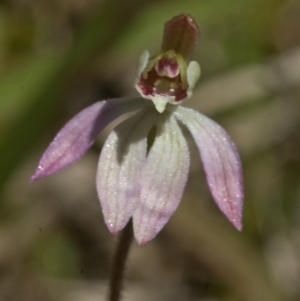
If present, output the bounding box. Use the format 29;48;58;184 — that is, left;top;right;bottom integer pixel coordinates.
97;108;157;234
187;60;201;98
174;106;243;230
133;116;190;245
136;50;150;80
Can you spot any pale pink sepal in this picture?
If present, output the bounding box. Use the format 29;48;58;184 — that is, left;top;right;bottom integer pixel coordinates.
133;116;190;245
97;109;157;234
31;97;145;180
174;106;243;230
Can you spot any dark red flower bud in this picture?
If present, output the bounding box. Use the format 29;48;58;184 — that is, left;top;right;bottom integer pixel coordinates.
161;14;200;59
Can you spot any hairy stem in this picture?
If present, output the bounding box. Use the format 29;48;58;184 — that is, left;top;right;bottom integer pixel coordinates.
108;220;133;301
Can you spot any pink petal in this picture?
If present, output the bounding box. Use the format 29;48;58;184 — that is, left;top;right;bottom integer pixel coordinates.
31;97;145;180
97;109;157;234
174;106;243;230
133;116;190;245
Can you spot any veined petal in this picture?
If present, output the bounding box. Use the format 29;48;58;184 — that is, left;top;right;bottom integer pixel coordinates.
133;115;190;245
97;108;157;234
31;97;146;180
174;106;243;230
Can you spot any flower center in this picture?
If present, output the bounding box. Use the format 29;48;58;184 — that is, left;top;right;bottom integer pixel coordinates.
137;50;188;102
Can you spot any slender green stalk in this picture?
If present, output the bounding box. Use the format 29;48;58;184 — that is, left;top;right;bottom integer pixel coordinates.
109;220;133;301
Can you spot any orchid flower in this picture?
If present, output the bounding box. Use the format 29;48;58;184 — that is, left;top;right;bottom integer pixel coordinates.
32;14;243;246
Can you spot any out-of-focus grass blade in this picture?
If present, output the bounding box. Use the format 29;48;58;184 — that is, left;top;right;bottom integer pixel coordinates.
0;0;149;191
110;0;262;58
0;53;62;136
166;198;288;301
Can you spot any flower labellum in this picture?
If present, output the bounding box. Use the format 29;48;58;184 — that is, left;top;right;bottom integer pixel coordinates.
135;14;201;113
32;14;243;246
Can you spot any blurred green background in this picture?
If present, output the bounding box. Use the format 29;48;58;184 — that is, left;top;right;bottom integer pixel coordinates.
0;0;299;300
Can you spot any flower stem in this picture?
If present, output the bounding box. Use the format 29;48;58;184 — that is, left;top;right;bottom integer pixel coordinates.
108;219;133;301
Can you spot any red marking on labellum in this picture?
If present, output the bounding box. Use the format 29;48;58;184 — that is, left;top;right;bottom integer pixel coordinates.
138;57;187;101
155;57;180;78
